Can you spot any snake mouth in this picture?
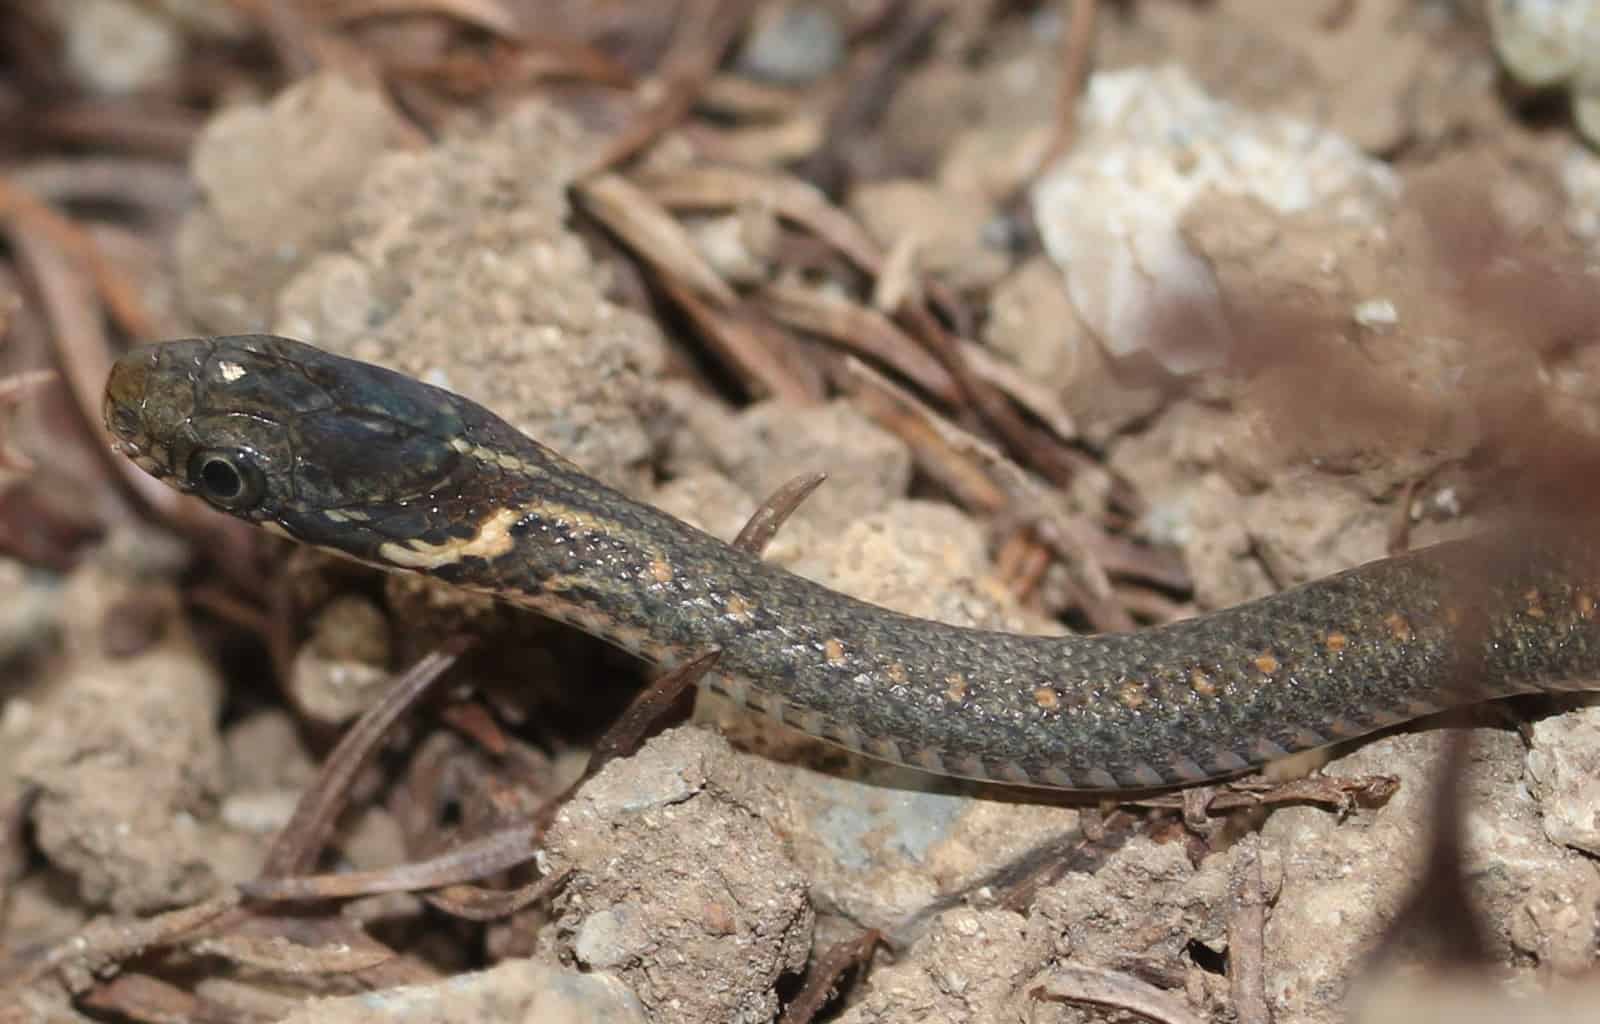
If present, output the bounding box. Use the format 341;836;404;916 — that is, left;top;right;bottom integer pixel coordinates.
103;411;159;472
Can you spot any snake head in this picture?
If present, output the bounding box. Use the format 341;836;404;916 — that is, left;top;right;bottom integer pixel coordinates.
104;334;532;564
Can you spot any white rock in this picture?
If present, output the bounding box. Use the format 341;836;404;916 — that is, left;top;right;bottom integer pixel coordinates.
1031;66;1397;374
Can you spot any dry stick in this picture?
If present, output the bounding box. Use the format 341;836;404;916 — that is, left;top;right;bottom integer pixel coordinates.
576;173;738;305
243;823;540;901
12;158;196;218
392;731;473;852
577;170;817;401
656;275;824;402
575;172;829;401
394;35;637;96
1;192;165;514
36;101;202;160
698;72;811;119
843;357;1133;632
956;338;1081;442
1135;775;1399;819
567;650;723;788
800;1;945;195
1030;964;1206;1024
80;974;205;1023
247;661;723;904
1387;463;1446;557
158;652;478;980
0;894;242;993
992;0;1097;243
0;174;154;340
423;867;572;922
2;181;266;595
1226;836;1273;1024
846;360;1014;512
777;928;884;1024
189;926;397;976
1112;584;1192;625
733;471;828;550
760;280;960;403
994;529;1053;605
580;0;751;176
326;0;524;38
259;644;470;878
437;699;512;756
642;165;886;277
996;808;1141;916
1026;0;1098;183
897;298;1091;492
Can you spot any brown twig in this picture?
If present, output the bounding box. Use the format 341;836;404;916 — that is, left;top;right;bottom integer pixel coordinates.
777;928;883;1024
422;866;572;921
761;279;960;402
575;172;739;305
656;276;825;401
242;822;539;901
1029;963;1206;1024
1134;775;1400;819
581;0;753;176
1026;0;1098;182
11;158;196;218
80;974;213;1024
896;297;1090;490
801;1;944;195
732;471;828;551
0;173;155;340
258;643;470;879
325;0;523;38
1226;836;1273;1024
0;894;241;993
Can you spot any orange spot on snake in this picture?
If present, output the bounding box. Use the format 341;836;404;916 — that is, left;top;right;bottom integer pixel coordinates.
1189;668;1217;697
1324;631;1347;653
1383;612;1412;642
823;638;846;664
1253;652;1280;675
1033;686;1060;711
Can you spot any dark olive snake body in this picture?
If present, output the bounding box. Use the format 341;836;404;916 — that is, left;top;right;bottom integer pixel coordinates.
103;335;1600;791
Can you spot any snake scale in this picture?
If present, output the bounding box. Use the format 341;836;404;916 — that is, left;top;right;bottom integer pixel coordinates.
103;334;1600;791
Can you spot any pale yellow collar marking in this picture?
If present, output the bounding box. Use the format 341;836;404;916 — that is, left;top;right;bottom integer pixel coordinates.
377;506;521;570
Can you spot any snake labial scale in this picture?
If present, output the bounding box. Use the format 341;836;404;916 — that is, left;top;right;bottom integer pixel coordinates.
104;334;1600;791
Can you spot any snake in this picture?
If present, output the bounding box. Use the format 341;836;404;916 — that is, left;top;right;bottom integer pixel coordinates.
102;333;1600;792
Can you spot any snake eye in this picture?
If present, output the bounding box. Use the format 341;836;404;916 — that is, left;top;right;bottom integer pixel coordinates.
186;448;266;511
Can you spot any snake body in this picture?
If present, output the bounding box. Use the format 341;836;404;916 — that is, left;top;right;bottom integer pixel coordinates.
104;334;1600;791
